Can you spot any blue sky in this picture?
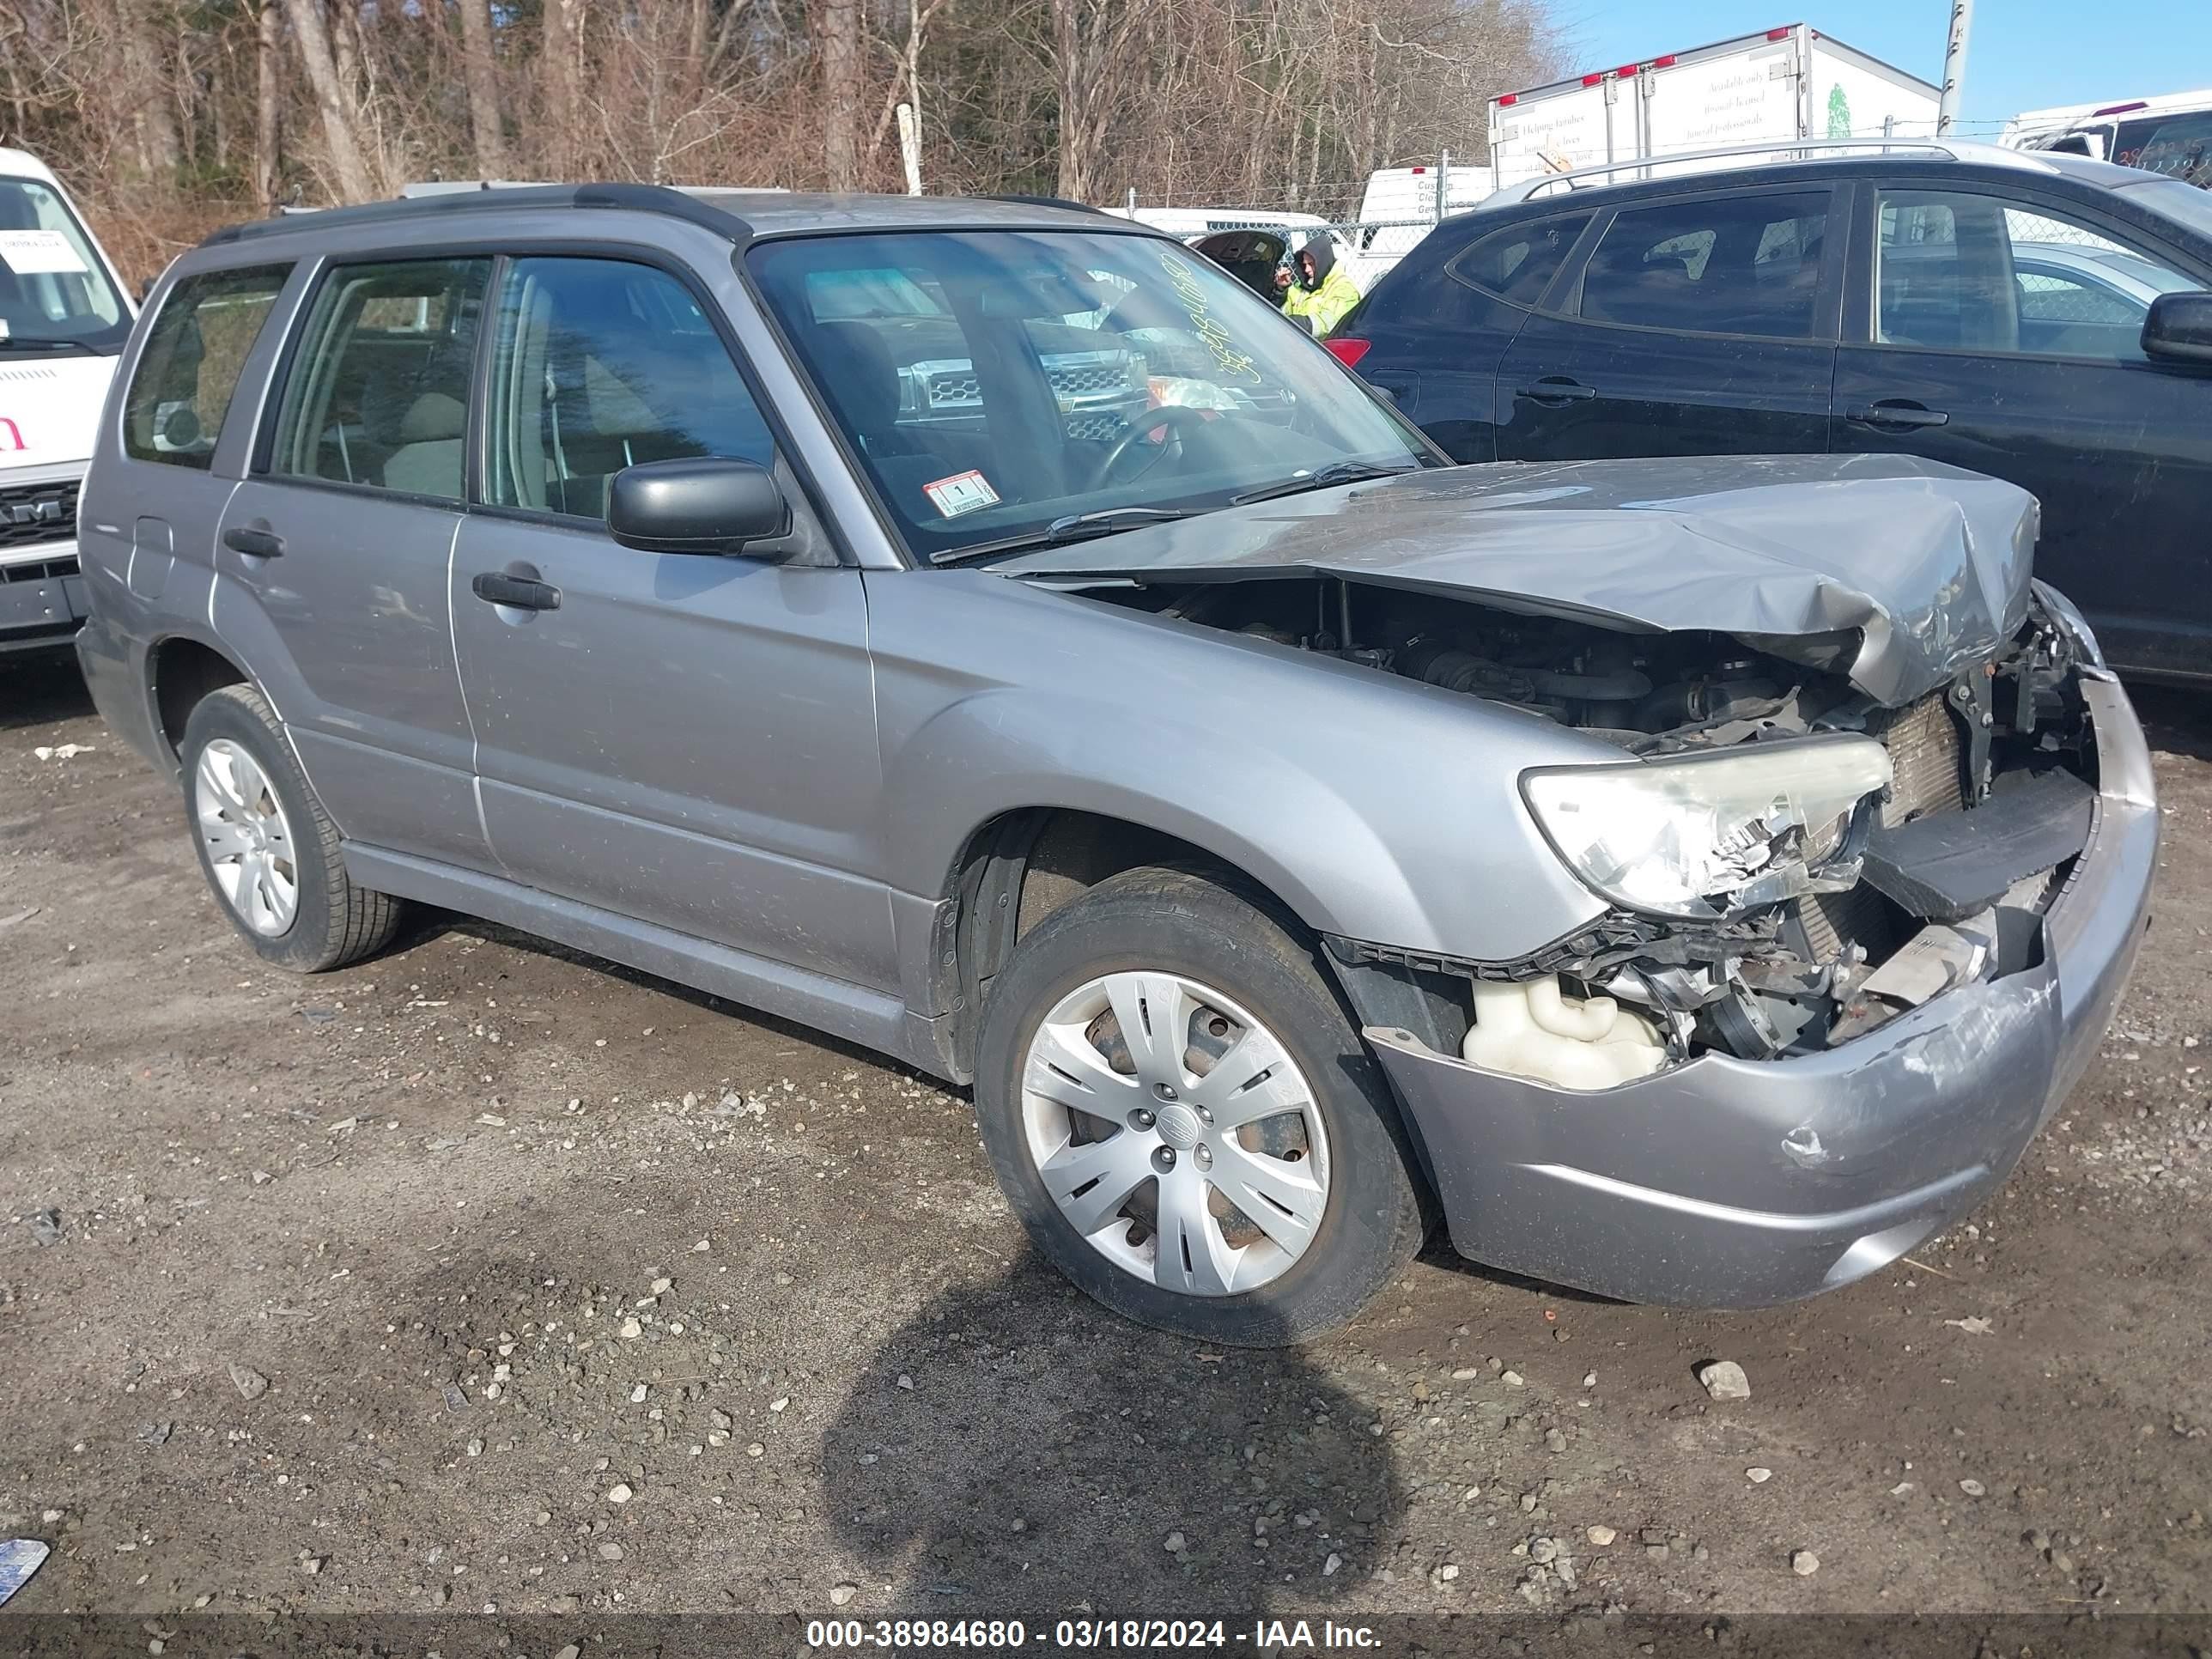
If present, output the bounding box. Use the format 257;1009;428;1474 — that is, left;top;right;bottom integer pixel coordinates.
1557;1;2212;131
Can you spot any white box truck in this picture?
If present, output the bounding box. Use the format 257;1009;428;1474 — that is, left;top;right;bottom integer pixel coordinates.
1486;23;1941;192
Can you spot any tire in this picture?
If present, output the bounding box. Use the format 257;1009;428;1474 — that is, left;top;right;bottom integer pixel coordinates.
974;865;1428;1345
179;683;403;972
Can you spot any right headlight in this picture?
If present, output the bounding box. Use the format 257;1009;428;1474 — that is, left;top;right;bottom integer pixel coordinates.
1521;736;1894;921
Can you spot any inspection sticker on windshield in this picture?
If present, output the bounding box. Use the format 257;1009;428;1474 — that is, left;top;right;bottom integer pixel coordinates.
923;469;1000;518
0;230;88;276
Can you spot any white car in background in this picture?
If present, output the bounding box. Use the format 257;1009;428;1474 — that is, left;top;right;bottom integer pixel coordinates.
0;146;136;657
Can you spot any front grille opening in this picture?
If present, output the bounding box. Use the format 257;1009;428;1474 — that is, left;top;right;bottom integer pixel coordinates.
0;478;80;552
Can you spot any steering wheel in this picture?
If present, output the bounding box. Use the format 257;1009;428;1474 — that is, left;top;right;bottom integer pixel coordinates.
1087;404;1229;490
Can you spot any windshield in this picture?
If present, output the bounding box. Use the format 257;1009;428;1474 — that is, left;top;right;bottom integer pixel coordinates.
0;174;131;353
748;229;1427;562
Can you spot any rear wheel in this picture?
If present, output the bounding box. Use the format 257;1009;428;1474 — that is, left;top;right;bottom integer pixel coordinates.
179;684;404;972
974;866;1427;1344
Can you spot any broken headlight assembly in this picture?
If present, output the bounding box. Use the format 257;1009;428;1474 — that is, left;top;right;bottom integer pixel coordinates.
1520;736;1895;921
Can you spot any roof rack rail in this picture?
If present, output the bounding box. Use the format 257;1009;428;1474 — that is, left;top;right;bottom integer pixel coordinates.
198;180;756;247
1474;136;2058;210
980;192;1112;216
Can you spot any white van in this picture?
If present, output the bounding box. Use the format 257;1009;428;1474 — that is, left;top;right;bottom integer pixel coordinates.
0;147;135;656
2002;90;2212;185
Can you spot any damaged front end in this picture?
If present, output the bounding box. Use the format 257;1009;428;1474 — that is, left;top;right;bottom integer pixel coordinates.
1092;561;2103;1081
1451;586;2103;1080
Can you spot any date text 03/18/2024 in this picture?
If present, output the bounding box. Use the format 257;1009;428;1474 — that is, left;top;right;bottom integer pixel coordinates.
804;1618;1383;1650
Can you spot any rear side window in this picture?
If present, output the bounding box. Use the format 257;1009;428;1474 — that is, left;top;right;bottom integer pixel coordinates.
484;257;775;519
269;258;492;501
1577;192;1830;339
122;264;290;469
1449;213;1591;307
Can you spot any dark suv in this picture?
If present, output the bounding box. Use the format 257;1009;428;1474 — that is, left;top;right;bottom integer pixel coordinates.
1334;143;2212;682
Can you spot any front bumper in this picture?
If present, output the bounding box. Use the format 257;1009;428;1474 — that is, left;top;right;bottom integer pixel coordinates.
0;538;88;654
1365;676;2157;1308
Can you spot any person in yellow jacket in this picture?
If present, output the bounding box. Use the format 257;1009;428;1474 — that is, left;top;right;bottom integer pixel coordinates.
1274;234;1361;337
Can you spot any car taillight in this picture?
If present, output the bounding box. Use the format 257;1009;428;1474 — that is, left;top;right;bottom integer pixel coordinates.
1324;337;1372;368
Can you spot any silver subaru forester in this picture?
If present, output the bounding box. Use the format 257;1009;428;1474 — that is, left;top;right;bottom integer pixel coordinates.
75;184;2155;1342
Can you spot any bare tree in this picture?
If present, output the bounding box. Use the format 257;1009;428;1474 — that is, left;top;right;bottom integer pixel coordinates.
254;0;282;210
280;0;374;201
1048;0;1152;203
456;0;508;179
21;0;1561;285
817;0;866;191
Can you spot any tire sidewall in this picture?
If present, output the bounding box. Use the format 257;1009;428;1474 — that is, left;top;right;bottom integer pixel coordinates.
179;689;338;970
975;872;1419;1345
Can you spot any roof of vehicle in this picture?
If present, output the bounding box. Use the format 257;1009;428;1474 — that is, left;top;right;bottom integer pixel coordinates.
197;182;1145;252
0;146;66;189
1465;143;2173;222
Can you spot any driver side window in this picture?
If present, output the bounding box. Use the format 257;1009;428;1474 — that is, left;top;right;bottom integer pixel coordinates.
483;257;775;520
1874;189;2198;362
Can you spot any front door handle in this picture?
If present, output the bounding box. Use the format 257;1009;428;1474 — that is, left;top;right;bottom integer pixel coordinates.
222;524;285;558
1845;401;1950;429
1515;379;1598;404
471;571;562;611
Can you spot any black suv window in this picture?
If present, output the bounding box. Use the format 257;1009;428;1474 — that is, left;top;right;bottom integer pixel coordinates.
122;264;290;469
483;258;776;520
1449;213;1592;306
269;258;491;500
1577;192;1829;339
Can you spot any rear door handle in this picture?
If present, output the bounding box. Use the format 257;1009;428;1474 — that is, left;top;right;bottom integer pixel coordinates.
1515;380;1598;404
222;525;285;558
1845;402;1949;429
471;571;562;611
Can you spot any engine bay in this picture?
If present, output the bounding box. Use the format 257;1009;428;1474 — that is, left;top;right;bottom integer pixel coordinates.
1088;572;2100;1076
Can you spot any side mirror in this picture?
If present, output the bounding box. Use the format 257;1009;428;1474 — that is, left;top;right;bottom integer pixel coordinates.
2142;291;2212;366
606;457;789;556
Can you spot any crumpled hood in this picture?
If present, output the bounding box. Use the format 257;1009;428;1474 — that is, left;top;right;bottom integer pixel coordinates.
0;353;118;469
1002;453;2039;708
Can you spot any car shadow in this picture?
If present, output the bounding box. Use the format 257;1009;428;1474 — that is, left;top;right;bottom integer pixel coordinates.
820;1261;1407;1620
0;653;94;732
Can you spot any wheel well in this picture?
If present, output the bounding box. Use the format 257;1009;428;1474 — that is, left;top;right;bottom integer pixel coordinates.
150;638;248;763
938;809;1300;1079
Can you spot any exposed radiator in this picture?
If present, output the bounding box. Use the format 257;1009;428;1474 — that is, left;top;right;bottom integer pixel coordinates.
1799;693;1965;963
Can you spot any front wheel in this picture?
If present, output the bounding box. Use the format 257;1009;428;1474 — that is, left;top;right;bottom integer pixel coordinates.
973;866;1428;1344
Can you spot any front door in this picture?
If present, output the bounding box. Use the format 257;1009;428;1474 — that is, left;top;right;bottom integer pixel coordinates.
1495;185;1840;461
447;254;896;994
214;254;493;866
1832;183;2212;677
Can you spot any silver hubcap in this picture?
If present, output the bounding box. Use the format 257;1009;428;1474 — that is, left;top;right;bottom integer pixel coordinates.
1020;971;1330;1297
193;738;300;938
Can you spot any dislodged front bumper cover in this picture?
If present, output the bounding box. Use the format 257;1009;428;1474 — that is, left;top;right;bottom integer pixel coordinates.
1364;677;2156;1309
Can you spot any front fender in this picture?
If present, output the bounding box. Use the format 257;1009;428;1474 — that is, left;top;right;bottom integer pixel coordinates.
865;570;1613;963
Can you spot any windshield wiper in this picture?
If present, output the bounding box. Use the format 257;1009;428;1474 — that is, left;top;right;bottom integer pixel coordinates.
0;337;111;355
1231;459;1420;506
927;506;1193;566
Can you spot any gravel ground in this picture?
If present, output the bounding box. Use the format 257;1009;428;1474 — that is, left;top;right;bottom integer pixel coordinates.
3;653;2209;1629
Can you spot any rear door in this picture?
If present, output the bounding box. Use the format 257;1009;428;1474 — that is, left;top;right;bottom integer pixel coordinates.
214;254;494;866
1831;180;2212;677
1494;184;1841;460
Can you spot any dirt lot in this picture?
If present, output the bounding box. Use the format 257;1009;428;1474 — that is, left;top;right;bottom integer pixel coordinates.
3;652;2209;1636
